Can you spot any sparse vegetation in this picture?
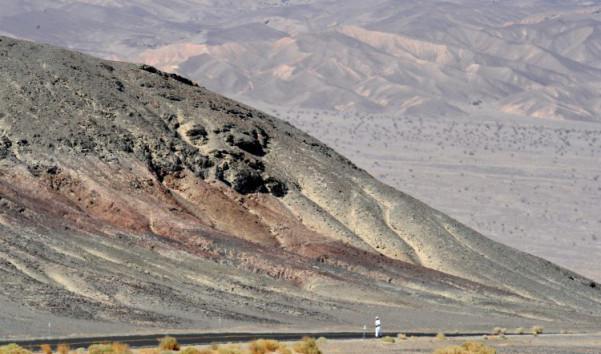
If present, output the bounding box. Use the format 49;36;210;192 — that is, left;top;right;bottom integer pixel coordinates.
293;337;321;354
216;346;244;354
159;337;180;351
180;348;201;354
397;333;407;341
531;326;544;336
0;344;31;354
57;344;70;354
436;332;446;340
515;327;524;335
138;349;159;354
88;343;131;354
491;327;505;336
381;336;395;344
249;339;281;354
434;341;496;354
40;344;52;354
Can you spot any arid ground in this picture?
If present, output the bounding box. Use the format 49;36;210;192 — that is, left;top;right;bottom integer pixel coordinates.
159;334;601;354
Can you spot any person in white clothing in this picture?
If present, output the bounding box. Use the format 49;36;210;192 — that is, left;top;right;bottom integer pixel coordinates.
374;316;382;338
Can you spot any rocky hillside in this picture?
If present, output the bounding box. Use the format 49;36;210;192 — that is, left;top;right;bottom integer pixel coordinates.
0;36;600;337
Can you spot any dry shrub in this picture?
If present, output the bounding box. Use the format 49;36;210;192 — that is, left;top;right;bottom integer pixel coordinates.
381;336;395;344
180;348;201;354
293;337;321;354
436;333;446;340
89;344;110;354
249;339;282;354
515;327;524;335
0;344;31;354
110;343;130;354
216;346;243;354
159;337;180;351
315;337;327;345
40;344;52;354
531;326;543;336
434;341;496;354
88;343;130;354
491;327;505;336
397;333;407;341
56;344;69;354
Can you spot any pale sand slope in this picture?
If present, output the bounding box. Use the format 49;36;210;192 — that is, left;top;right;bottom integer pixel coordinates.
268;105;601;282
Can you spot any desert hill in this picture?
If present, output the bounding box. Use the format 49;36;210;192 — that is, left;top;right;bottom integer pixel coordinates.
0;36;600;337
2;0;601;283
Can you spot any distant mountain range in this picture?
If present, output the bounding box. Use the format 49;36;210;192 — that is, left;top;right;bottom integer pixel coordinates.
2;0;601;121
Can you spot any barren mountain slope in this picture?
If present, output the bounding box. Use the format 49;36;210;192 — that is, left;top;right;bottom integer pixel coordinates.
0;37;600;337
2;0;601;283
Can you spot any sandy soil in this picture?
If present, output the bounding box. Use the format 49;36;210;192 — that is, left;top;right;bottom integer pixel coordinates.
299;334;601;354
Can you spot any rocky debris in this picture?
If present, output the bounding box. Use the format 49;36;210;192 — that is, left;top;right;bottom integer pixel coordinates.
140;64;198;87
185;124;208;144
0;136;12;159
224;127;269;156
223;163;265;194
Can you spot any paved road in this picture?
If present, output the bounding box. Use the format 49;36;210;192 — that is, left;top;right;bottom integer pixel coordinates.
0;331;494;350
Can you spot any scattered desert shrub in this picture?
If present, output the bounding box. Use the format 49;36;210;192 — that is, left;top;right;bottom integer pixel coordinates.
180;348;201;354
88;343;130;354
40;344;52;354
315;337;327;345
111;343;131;354
434;341;496;354
159;337;180;351
381;336;395;344
216;346;243;354
531;326;544;336
491;327;505;336
249;339;282;354
397;333;407;340
293;337;321;354
0;344;31;354
88;344;112;354
515;327;524;335
138;349;159;354
436;332;446;340
57;344;69;354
